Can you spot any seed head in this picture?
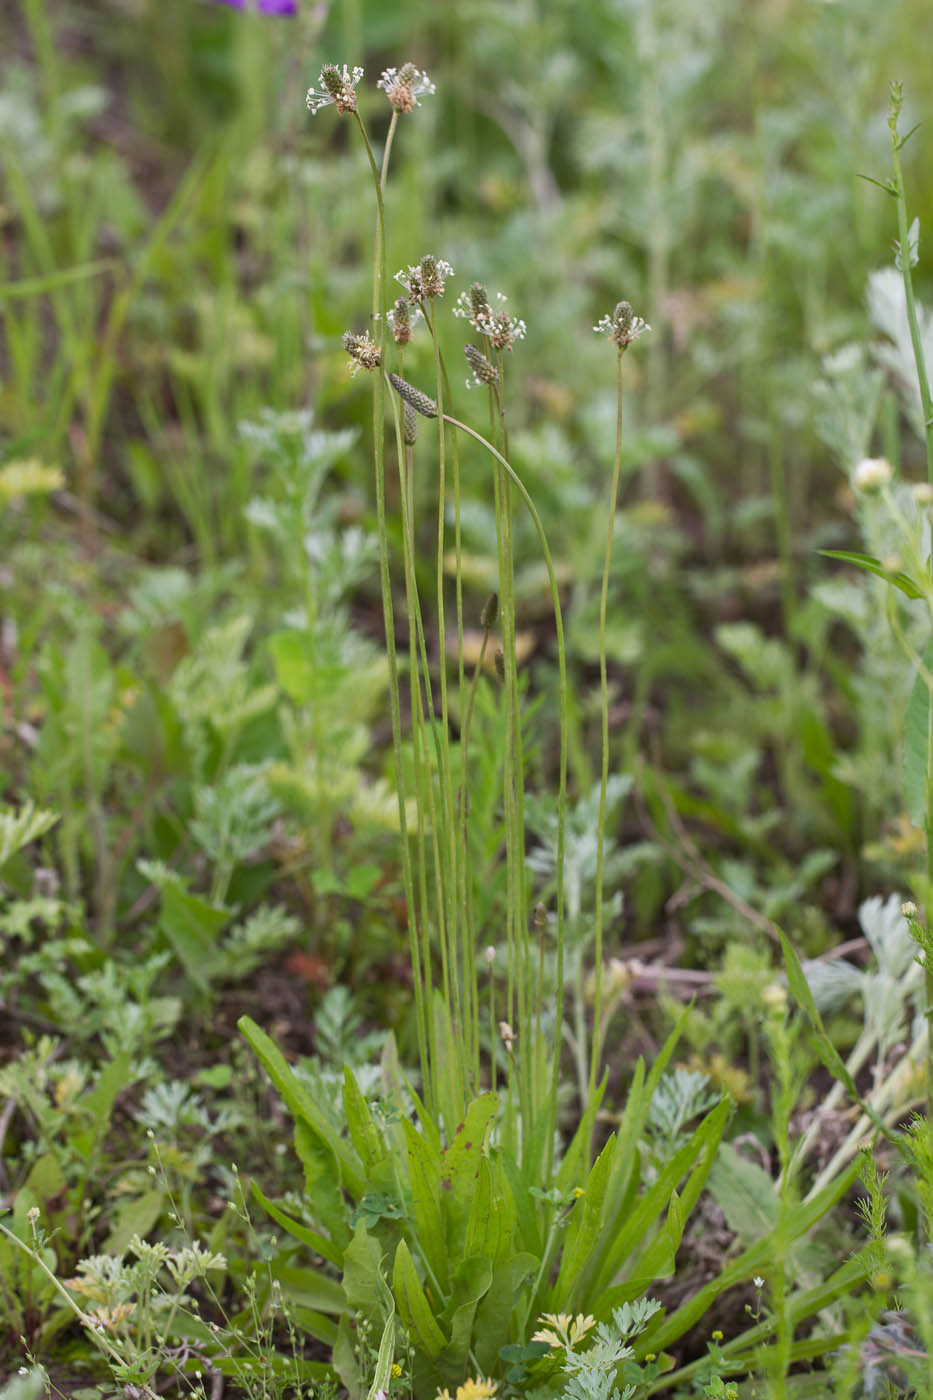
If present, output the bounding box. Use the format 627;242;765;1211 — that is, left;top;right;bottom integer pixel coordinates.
389;373;437;418
342;330;381;376
377;63;436;113
307;64;364;116
403;402;418;445
594;300;650;351
464;343;498;387
480;592;499;630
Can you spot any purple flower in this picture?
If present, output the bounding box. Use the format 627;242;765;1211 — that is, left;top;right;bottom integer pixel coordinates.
213;0;298;14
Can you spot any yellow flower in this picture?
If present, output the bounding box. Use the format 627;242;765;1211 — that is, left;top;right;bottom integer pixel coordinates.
391;1365;403;1378
531;1313;597;1350
435;1382;497;1400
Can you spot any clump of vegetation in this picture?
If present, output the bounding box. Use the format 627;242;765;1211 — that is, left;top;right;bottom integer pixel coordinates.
3;1;933;1397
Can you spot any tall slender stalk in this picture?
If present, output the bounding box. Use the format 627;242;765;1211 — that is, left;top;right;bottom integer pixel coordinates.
350;105;429;1101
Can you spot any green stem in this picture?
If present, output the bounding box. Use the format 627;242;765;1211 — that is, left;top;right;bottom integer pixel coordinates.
889;86;933;487
442;410;567;1168
590;348;624;1105
353;109;428;1102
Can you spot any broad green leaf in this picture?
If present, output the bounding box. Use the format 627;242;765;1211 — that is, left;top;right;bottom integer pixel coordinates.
440;1091;499;1209
239;1015;364;1195
437;1255;493;1380
71;1052;134;1161
464;1154;516;1267
102;1189;164;1256
342;1222;393;1325
472;1253;539;1375
287;1305;339;1346
904;634;933;827
392;1238;447;1358
819;549;925;599
250;1180;342;1268
295;1122;352;1250
343;1067;387;1176
271;1262;348;1317
403;1118;448;1290
707;1143;779;1246
158;876;229;989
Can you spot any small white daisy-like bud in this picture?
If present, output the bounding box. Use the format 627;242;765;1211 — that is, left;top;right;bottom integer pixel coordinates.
851;457;893;493
594;299;650;351
377;63;436;114
306;64;364;116
912;482;933;506
901;901;919;919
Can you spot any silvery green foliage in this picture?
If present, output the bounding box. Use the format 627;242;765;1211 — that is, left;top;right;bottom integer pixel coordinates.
645;1067;718;1165
801;894;922;1058
812;342;884;470
189;764;280;868
559;1301;662;1400
240;408;371;614
526;775;634;920
0;801;58;870
867;264;933;441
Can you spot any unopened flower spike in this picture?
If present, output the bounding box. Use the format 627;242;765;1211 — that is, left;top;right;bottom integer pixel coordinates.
389;373;437;418
306;64;364;116
378;64;436;113
594;300;650;351
403;402;418;445
454;288;526;351
343;330;381;376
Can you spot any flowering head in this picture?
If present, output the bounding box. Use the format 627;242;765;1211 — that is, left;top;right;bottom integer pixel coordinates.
387;296;421;347
594;300;650;351
464;343;498;388
531;1313;597;1350
454;287;526;351
342;330;381;376
378;64;436;113
395;255;454;301
307;64;364;116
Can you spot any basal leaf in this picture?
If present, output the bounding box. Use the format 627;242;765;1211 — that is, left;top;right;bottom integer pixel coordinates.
239;1015;364;1195
250;1180;343;1267
392;1238;447;1359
